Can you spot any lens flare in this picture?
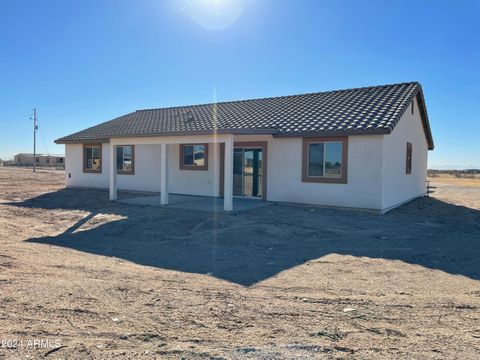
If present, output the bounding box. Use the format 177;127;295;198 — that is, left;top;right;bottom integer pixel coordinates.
183;0;244;30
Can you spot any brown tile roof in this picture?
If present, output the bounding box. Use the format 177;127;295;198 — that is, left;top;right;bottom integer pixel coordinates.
55;82;434;149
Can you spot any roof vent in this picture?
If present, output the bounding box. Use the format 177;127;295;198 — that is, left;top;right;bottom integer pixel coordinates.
185;111;194;121
175;110;194;122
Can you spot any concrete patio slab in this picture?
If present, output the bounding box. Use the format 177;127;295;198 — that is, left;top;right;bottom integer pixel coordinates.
117;193;271;212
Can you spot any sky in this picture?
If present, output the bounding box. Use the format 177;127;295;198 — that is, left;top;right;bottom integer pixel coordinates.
0;0;479;167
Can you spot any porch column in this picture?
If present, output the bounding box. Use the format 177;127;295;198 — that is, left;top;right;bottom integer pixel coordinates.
223;134;234;211
109;142;117;200
160;143;169;205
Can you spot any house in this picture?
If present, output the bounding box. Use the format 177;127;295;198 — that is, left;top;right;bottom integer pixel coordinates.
14;153;65;167
55;82;434;212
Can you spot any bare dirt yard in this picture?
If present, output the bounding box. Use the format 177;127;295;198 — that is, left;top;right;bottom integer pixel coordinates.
1;167;480;359
428;174;480;210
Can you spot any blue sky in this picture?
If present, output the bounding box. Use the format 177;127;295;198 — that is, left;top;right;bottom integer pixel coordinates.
0;0;479;167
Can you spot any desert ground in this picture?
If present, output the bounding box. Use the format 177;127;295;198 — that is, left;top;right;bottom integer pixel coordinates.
0;167;479;359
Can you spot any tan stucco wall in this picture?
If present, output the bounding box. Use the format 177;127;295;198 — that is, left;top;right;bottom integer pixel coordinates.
65;144;162;192
235;134;384;209
381;97;429;210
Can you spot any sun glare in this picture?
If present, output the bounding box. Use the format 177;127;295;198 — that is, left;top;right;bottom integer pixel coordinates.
182;0;244;30
201;0;223;4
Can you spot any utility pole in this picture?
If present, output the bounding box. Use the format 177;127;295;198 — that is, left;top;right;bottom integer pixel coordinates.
33;108;37;173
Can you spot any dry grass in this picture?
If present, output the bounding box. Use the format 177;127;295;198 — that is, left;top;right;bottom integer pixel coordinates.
428;175;480;209
429;173;480;188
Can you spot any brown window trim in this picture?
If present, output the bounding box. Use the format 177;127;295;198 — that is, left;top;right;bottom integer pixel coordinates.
179;143;209;170
406;142;412;174
302;136;348;184
83;143;102;173
116;145;135;175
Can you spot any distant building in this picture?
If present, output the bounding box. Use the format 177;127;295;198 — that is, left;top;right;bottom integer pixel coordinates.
13;153;65;167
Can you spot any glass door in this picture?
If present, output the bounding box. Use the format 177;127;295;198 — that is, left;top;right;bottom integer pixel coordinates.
233;149;244;196
232;148;263;198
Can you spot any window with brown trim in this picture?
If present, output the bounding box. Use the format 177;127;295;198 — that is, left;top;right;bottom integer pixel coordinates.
406;142;412;174
302;137;348;183
179;144;208;170
83;144;102;173
116;145;134;174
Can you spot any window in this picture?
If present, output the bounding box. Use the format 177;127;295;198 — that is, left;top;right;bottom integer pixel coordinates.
46;158;50;164
411;100;414;115
83;144;102;173
406;142;412;174
302;137;348;183
116;145;134;174
180;144;208;170
56;158;64;164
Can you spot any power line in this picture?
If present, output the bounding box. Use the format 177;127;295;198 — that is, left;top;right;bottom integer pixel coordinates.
36;116;50;155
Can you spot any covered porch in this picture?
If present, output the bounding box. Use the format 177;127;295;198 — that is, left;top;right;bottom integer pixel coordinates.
108;133;269;211
117;192;271;212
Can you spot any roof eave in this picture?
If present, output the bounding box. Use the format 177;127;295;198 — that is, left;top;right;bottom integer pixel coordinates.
54;138;110;145
415;87;435;150
55;128;397;144
273;128;391;138
54;128;279;144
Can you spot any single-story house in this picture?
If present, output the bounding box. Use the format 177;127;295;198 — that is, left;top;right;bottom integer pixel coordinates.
55;82;434;212
14;153;65;167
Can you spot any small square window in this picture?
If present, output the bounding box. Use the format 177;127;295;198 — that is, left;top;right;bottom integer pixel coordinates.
180;144;208;170
302;137;348;183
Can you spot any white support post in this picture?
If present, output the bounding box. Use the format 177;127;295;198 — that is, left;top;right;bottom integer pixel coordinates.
109;142;117;200
160;143;169;205
223;135;234;211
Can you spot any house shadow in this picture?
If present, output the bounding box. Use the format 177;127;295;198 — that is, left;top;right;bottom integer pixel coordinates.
9;188;480;286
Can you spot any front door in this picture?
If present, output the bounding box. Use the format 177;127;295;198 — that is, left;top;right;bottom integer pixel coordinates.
233;148;263;198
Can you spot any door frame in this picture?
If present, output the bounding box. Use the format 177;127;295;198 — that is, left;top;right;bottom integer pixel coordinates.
219;141;268;200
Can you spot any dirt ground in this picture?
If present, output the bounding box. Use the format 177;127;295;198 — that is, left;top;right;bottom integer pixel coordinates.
428;174;480;210
0;167;479;359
